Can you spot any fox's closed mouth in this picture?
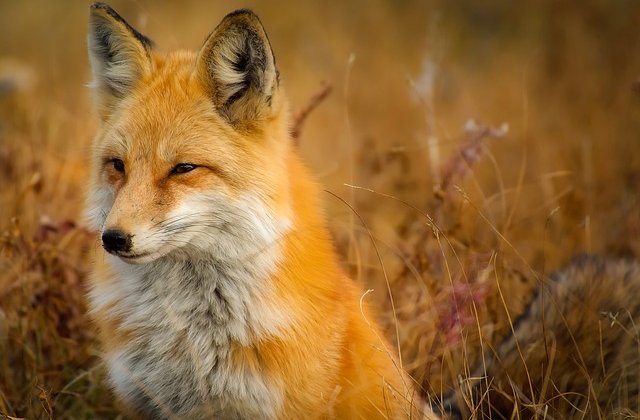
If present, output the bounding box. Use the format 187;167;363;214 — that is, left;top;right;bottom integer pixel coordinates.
118;252;150;260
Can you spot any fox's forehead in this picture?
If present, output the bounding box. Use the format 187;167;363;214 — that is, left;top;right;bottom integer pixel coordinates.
100;52;239;162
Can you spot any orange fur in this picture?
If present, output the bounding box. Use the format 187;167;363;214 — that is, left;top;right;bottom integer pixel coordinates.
86;4;436;418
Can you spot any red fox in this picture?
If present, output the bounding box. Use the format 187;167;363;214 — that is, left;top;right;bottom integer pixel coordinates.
85;3;434;418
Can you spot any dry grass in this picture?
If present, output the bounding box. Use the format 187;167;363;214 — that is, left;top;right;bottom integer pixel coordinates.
1;0;640;418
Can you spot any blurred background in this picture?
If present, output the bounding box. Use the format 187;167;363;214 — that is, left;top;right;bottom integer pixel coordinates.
1;0;639;417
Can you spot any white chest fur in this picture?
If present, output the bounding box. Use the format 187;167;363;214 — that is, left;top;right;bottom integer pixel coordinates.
92;255;288;418
88;194;293;418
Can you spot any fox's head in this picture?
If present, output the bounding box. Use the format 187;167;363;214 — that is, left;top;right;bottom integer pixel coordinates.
86;4;292;264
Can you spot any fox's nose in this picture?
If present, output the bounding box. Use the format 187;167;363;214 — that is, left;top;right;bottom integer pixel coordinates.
102;229;132;254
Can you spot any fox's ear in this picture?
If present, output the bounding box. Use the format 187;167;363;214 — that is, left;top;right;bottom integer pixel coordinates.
87;3;153;119
196;10;278;126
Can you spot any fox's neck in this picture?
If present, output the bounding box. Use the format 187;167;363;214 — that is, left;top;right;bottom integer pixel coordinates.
108;248;290;344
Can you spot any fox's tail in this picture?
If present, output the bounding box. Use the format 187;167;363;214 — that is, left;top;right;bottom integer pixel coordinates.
440;255;640;419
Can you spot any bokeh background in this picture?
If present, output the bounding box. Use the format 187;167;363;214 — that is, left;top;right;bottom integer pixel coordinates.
1;0;639;417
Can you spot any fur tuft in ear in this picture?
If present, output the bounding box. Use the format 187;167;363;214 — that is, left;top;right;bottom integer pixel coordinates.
196;9;279;125
88;3;153;119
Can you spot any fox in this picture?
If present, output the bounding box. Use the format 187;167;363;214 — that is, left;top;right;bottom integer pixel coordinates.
84;3;436;419
440;255;640;419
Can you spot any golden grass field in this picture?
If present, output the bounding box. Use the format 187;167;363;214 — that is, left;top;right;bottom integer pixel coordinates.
1;0;639;418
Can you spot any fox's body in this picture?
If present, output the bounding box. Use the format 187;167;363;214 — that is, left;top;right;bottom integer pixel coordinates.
85;4;428;419
443;256;640;419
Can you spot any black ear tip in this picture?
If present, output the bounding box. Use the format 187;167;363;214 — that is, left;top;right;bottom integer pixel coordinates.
222;8;264;28
224;8;259;20
89;2;120;21
89;2;155;50
90;2;112;12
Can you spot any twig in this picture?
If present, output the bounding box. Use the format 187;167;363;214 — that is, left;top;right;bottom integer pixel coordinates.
291;83;333;144
437;119;508;196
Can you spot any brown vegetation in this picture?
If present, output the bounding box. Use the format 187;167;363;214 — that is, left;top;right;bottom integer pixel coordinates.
1;0;639;418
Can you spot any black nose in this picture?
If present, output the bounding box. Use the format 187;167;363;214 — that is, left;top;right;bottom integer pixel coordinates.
102;229;132;253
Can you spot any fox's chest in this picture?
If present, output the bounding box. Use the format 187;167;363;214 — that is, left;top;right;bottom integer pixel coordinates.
90;259;286;419
106;341;280;419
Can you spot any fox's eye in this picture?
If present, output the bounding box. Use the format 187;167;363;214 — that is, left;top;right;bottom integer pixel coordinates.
112;158;125;173
170;163;198;176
